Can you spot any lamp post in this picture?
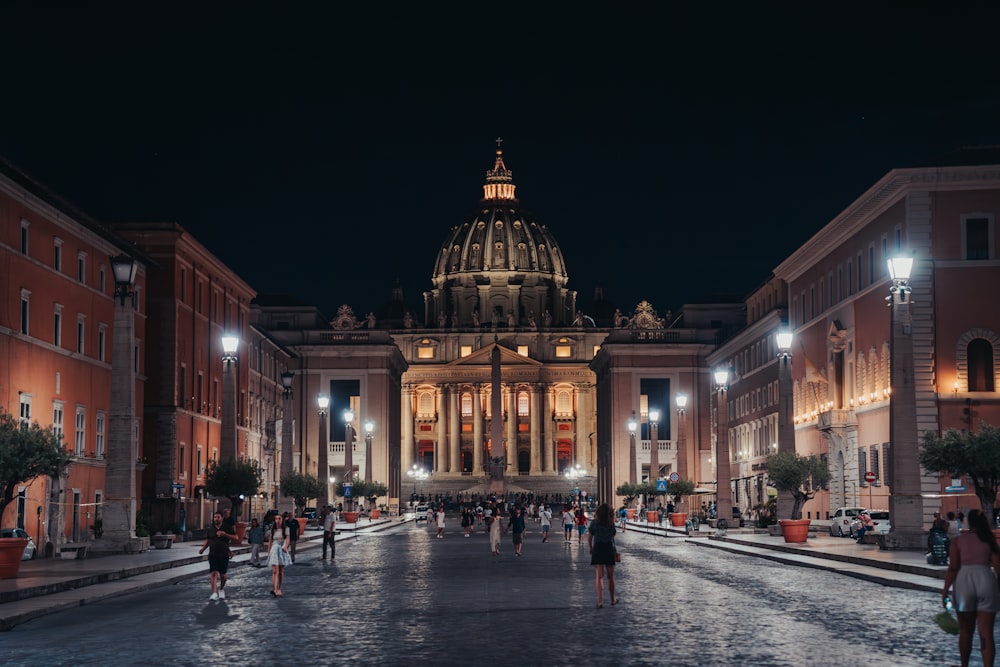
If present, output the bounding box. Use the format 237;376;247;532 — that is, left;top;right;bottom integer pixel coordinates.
775;330;796;519
714;368;733;527
364;419;375;484
648;408;661;484
279;372;294;515
627;412;638;486
565;463;587;509
98;253;143;551
317;394;330;508
407;464;428;506
676;394;688;504
343;410;355;512
885;255;924;549
221;334;240;461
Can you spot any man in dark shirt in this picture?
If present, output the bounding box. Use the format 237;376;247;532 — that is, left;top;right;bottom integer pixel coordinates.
509;505;526;556
284;511;300;563
199;511;238;601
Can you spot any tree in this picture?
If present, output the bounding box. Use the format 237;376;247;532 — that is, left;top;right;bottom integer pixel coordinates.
615;482;641;508
280;471;325;517
766;451;831;520
0;411;71;521
205;456;264;519
920;424;1000;515
666;478;696;503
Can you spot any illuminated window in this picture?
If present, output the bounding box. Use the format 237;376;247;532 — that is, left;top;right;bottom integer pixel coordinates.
555;345;571;358
592;345;601;357
417;347;434;359
517;345;528;357
460;345;472;357
518;392;529;416
556;390;571;415
418;391;434;417
462;393;473;416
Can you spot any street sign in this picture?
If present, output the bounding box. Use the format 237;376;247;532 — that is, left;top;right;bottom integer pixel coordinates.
343;482;353;498
170;483;185;489
669;472;680;483
946;485;967;493
865;471;876;483
656;480;667;493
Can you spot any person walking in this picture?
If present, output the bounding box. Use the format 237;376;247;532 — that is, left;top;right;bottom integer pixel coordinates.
267;513;292;597
562;505;575;542
575;507;588;545
509;505;526;556
588;503;618;608
284;511;300;562
942;508;1000;667
247;518;263;567
539;504;552;542
461;507;472;538
489;508;502;555
436;506;446;538
322;505;336;560
199;511;237;600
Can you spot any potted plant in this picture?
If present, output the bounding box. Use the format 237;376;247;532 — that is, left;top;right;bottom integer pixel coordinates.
920;424;1000;520
0;411;71;577
364;481;389;519
615;482;641;519
206;456;264;543
766;451;831;543
280;471;325;533
335;479;363;522
666;478;696;526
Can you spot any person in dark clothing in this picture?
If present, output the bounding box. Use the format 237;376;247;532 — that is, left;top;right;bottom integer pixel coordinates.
509;505;526;556
199;511;238;600
283;511;300;563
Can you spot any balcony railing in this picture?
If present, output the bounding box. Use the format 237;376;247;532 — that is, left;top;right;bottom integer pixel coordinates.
817;409;857;431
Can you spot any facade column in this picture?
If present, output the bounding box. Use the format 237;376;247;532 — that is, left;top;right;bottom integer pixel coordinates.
449;387;461;474
542;386;553;473
576;384;592;471
507;385;518;474
402;386;414;468
472;384;483;475
436;388;447;473
716;385;734;526
529;384;541;473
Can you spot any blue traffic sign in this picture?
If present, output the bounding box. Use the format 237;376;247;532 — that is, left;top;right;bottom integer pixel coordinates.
656;480;667;492
343;482;353;498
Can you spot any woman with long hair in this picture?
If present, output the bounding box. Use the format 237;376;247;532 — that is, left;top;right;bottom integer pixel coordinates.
588;503;618;608
266;513;292;597
942;508;1000;667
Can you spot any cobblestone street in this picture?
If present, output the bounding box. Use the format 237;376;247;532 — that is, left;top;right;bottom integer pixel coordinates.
2;519;969;666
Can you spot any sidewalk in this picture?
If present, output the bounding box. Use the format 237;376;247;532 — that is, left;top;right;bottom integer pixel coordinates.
0;517;399;631
1;515;946;631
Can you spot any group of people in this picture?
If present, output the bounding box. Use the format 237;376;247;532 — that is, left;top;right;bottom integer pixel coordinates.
199;505;341;602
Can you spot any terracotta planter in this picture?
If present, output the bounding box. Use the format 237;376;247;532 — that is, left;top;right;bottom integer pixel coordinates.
343;511;359;523
370;509;381;519
646;511;659;523
669;512;688;527
627;509;636;520
0;538;28;579
779;519;810;543
295;518;308;536
234;521;248;544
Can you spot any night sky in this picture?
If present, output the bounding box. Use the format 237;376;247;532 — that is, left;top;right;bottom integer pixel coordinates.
2;4;998;322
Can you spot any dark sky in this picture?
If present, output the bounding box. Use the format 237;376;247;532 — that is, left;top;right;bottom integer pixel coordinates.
2;4;998;321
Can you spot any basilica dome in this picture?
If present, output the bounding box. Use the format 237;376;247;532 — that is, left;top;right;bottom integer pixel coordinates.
425;145;576;328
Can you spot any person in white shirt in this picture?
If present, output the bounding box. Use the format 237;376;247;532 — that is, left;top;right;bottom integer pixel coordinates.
539;505;552;542
436;507;446;538
322;505;336;560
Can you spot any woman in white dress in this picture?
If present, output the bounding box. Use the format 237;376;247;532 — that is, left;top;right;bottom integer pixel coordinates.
436;507;446;538
267;514;292;597
490;511;502;555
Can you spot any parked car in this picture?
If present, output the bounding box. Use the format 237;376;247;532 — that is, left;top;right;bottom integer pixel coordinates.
0;527;37;560
302;507;318;525
829;507;866;537
850;510;891;538
414;505;430;521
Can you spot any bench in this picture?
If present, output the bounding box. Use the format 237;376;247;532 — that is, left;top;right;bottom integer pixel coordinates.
150;533;175;549
58;542;90;559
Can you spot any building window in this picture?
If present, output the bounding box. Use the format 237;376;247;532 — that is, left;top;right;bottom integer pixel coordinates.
96;412;106;458
857;252;864;292
98;325;107;362
99;266;106;293
77;315;85;354
964;215;993;260
837;266;843;302
53;403;65;444
517;392;529;417
180;269;187;302
556;390;571;416
871;445;881;485
179;442;187;479
20;219;29;254
75;408;86;456
19;394;32;425
417;391;434;417
53;305;62;347
460;345;472;358
847;259;854;296
53;238;63;271
78;253;87;283
968;338;995;392
461;393;472;417
517;345;529;357
868;246;875;285
197;445;204;475
417;346;435;359
858;446;868;487
20;290;30;335
555;345;571;358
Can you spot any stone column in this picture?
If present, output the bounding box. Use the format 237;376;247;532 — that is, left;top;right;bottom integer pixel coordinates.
716;387;734;526
472;385;483;474
507;386;518;474
449;388;461;474
402;386;414;468
280;385;294;514
529;384;541;473
542;386;553;473
436;388;447;473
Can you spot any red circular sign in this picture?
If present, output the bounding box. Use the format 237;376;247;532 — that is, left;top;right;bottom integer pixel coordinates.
865;471;876;483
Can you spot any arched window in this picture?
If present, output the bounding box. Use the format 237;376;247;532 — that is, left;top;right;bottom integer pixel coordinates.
461;392;473;417
517;391;529;417
969;338;996;392
418;391;434;417
556;389;572;416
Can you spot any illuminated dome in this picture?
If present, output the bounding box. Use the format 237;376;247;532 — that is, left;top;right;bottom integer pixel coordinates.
425;144;576;328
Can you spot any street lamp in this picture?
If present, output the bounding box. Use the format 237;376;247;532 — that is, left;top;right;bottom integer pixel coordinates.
317;394;330;508
648;408;661;483
714;367;732;528
565;463;587;508
279;371;294;514
407;464;428;506
98;253;141;551
885;254;923;548
364;419;375;484
627;412;638;485
220;333;240;461
676;393;688;481
775;329;796;519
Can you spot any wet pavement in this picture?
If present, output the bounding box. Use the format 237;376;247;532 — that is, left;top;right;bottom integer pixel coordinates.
0;516;976;666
